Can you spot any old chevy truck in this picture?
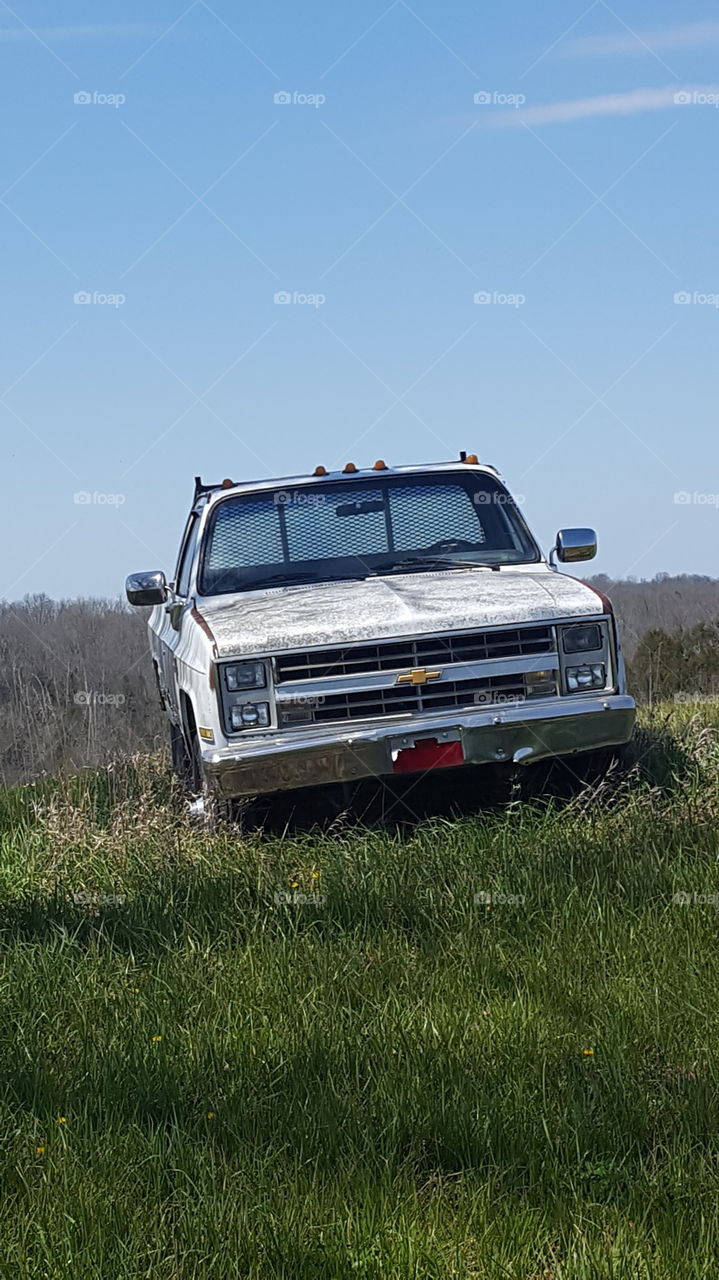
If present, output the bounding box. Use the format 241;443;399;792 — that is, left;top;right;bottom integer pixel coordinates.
126;455;635;817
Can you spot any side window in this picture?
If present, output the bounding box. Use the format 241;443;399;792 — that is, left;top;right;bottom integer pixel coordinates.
175;515;200;598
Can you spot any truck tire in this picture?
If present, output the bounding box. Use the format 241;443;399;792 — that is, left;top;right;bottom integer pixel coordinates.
170;720;192;785
184;719;236;829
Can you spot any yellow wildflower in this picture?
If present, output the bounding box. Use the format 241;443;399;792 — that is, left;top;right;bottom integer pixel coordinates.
151;1035;163;1043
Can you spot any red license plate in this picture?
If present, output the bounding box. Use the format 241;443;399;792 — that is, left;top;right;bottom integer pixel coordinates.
392;737;464;774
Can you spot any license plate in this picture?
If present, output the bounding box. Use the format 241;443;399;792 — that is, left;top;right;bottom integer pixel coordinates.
392;737;465;774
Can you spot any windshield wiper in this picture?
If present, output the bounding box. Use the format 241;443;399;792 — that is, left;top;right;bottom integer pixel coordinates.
247;570;368;589
371;556;499;575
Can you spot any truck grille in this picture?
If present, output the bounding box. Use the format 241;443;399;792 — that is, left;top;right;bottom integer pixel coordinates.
306;673;529;725
275;624;554;683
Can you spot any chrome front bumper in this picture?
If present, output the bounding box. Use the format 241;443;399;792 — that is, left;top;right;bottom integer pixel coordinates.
202;694;636;798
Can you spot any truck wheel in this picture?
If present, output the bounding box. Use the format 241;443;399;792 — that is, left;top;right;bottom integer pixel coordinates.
577;745;628;784
546;745;628;796
170;720;192;785
185;727;236;829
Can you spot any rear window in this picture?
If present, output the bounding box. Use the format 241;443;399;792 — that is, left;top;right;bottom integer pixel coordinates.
199;471;538;595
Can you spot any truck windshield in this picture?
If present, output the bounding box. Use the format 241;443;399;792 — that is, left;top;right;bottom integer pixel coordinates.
198;472;539;595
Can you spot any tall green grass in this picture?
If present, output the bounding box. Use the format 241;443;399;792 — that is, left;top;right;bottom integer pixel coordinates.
1;706;719;1277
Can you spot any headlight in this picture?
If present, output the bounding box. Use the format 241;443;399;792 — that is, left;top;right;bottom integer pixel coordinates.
224;661;266;691
566;663;605;692
230;702;270;729
562;624;603;654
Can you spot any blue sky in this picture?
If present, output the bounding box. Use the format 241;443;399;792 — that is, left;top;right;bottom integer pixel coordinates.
2;0;719;599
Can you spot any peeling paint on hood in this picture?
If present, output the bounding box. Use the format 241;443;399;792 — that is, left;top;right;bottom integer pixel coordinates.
199;567;603;658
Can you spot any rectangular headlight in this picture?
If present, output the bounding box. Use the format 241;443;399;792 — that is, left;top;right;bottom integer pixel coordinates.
230;701;270;729
224;661;266;691
562;624;603;654
566;663;605;692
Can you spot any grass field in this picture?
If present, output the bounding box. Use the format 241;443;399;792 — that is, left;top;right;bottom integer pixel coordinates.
2;704;719;1278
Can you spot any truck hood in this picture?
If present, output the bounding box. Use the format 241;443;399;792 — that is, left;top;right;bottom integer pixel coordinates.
198;568;603;658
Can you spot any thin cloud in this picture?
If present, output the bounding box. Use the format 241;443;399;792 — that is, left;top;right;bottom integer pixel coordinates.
566;20;719;57
486;85;719;128
0;23;166;41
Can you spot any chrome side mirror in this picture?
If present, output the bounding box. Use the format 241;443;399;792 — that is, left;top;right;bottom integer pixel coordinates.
125;570;167;606
552;528;597;564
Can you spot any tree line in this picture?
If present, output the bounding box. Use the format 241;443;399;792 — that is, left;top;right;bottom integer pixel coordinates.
0;574;717;786
0;596;162;787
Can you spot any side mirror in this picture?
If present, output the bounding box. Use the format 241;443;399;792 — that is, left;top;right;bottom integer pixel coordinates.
126;570;167;607
553;528;597;564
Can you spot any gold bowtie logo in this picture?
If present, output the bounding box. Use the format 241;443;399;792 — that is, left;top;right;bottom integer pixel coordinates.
395;667;442;686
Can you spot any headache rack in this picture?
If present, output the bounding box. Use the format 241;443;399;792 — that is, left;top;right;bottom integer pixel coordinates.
193;476;227;503
192;455;501;506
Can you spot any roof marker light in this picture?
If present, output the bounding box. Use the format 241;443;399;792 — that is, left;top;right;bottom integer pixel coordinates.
372;459;388;470
464;453;479;465
313;465;327;476
343;462;358;473
220;478;234;488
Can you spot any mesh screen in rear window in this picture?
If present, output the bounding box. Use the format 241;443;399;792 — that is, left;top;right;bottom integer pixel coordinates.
390;483;486;549
284;486;388;560
199;471;536;594
207;496;283;569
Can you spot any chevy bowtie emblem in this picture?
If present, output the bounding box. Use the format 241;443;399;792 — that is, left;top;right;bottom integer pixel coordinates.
396;667;442;686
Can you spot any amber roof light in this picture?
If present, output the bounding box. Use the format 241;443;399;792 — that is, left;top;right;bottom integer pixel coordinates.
313;465;327;476
464;453;479;465
343;462;358;473
372;459;388;470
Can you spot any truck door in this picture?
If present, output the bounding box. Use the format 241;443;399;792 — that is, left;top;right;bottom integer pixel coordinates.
160;512;201;719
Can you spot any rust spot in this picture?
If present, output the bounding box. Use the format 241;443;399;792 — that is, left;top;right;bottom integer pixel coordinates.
582;582;614;615
192;607;219;660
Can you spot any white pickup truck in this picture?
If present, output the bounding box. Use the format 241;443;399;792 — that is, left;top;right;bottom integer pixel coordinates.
126;455;635;817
